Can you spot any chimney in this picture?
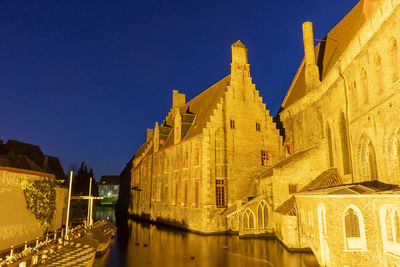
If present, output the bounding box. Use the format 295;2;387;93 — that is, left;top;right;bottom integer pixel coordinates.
302;21;320;91
146;129;154;143
172;90;185;109
153;122;160;153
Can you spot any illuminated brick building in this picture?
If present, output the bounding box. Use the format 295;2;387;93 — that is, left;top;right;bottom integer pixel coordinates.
128;40;282;233
126;0;400;265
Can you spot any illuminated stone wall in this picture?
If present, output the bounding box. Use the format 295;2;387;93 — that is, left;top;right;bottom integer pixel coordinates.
0;168;67;250
296;194;400;267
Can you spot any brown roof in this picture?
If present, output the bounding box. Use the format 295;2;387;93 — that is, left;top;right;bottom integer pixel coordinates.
135;75;231;157
282;0;366;108
275;168;343;215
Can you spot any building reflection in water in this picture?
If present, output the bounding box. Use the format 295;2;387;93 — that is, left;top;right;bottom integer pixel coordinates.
95;212;319;267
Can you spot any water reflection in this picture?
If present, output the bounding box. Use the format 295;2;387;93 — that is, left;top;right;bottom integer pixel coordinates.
95;212;319;267
94;206;116;223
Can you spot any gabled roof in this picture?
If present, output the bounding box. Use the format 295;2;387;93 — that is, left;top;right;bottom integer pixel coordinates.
275;168;343;215
0;154;45;173
100;175;120;185
140;75;231;154
282;0;366;108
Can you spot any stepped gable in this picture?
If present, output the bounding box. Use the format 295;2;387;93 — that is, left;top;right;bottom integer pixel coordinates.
161;75;231;149
275;168;343;215
282;0;366;108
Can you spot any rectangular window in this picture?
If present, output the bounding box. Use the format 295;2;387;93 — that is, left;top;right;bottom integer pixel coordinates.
195;181;199;207
230;119;236;129
164;186;168;203
261;150;272;166
175;182;178;205
287;144;294;154
194;149;200;166
175;154;179;169
184;151;188;168
184;182;188;206
289;184;297;194
256;122;261;131
216;179;227;207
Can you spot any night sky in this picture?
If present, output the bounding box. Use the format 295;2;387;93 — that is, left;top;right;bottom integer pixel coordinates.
0;0;359;179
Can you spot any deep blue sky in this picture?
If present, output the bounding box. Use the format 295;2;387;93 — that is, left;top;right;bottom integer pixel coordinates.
0;0;359;179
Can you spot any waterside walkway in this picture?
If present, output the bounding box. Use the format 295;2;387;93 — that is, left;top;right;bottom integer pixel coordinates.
39;221;116;267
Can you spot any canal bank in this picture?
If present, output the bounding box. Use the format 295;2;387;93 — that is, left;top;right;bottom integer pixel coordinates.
94;207;319;267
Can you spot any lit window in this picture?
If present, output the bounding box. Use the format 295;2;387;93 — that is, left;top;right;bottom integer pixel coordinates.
261;150;272;166
230;119;236;129
256;122;261;131
216;179;227;207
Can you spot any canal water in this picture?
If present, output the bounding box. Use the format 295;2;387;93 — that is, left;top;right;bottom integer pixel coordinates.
93;207;319;267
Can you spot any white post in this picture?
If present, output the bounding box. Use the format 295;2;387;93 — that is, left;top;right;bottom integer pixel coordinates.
90;198;94;226
87;177;92;225
65;171;73;239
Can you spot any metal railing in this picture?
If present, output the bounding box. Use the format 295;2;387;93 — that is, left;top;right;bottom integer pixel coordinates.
0;227;72;266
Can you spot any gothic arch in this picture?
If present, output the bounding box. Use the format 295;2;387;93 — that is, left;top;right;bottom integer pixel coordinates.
342;204;367;250
389;37;400;82
338;112;351;174
361;68;369;104
242;208;255;230
375;54;385;92
326;122;334;168
383;129;400;184
357;135;378;181
257;201;269;230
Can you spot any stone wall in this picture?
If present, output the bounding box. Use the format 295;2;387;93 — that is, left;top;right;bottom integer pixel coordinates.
0;168;68;250
296;194;400;267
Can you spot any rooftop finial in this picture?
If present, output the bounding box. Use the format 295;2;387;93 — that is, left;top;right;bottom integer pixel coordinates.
232;40;246;48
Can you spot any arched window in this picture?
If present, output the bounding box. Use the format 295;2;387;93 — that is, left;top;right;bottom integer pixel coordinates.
257;201;268;230
361;69;369;104
396;133;400;178
318;204;327;237
342;205;366;250
339;112;351;174
358;136;379;181
367;141;378;180
375;55;385;92
243;209;255;230
326;123;334;167
352;81;359;110
380;205;400;255
390;38;400;82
